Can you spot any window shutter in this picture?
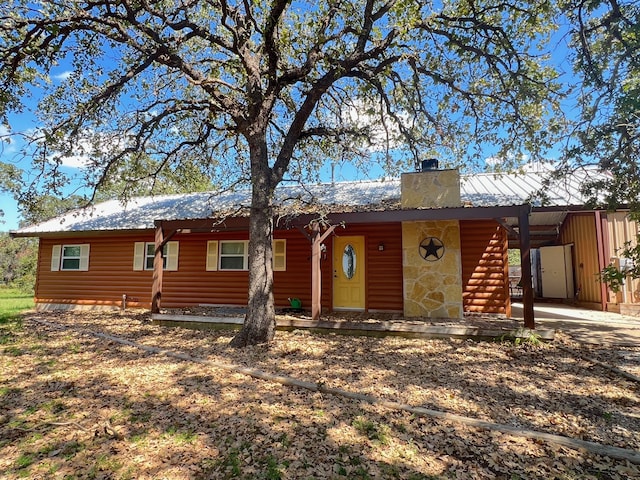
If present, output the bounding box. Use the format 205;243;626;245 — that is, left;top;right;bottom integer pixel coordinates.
79;244;90;271
133;242;145;271
273;239;286;272
165;241;179;271
51;245;61;272
206;241;219;271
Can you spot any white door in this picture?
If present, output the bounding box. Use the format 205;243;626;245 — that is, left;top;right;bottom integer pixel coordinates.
540;245;574;299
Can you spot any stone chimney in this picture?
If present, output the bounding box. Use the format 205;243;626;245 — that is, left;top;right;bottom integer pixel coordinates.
401;163;461;209
400;161;463;319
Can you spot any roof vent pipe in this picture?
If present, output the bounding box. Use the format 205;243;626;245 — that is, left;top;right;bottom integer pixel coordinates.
420;158;439;171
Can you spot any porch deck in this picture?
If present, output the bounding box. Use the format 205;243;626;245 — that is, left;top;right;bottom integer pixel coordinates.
152;307;555;341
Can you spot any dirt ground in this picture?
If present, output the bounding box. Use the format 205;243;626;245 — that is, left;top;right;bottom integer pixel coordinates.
1;310;639;479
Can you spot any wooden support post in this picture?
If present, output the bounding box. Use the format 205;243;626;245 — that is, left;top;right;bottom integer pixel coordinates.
518;206;535;329
311;224;322;321
151;222;164;313
311;223;339;321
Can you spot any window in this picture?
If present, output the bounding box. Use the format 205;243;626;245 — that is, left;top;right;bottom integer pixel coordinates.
51;244;90;271
133;241;179;271
207;239;286;272
145;243;160;270
219;241;248;270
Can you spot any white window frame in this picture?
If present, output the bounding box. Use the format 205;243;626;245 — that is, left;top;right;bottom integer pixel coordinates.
133;241;179;271
209;239;286;272
51;244;90;271
219;240;249;271
145;242;161;270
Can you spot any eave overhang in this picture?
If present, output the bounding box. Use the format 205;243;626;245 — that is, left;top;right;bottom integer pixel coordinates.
156;204;533;234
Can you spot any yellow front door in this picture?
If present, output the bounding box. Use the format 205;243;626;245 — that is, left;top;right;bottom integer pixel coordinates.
333;236;365;310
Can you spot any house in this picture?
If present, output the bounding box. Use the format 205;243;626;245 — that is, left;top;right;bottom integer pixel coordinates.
12;164;638;325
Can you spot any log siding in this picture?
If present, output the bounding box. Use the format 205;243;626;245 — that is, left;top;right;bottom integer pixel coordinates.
460;220;510;315
35;220;506;315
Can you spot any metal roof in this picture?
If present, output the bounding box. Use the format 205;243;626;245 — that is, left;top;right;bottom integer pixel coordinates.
13;168;604;235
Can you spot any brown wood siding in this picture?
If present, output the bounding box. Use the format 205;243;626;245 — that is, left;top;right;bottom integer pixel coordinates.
559;213;602;305
162;231;249;308
163;223;404;312
341;223;404;312
161;230;318;309
460;220;510;314
36;234;156;308
34;222;405;312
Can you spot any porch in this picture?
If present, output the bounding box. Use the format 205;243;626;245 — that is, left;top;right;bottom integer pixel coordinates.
152;306;555;341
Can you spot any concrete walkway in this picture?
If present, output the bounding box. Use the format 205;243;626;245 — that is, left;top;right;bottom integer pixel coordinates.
511;302;640;345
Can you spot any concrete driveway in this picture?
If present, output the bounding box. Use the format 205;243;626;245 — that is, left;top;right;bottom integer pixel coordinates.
511;302;640;346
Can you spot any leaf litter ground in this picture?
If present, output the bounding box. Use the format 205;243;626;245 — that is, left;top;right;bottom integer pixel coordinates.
0;310;639;479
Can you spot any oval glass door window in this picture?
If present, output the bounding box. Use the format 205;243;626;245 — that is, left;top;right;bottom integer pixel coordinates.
342;244;356;279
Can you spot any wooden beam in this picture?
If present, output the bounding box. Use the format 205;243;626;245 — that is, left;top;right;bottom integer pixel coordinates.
518;207;535;329
151;223;164;313
319;205;528;224
311;223;338;321
494;217;518;236
154;205;532;234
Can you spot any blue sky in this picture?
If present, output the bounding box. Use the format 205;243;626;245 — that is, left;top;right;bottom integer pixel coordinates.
1;104;90;231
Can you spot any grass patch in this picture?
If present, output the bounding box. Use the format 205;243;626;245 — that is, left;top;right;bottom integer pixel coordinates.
352;416;391;445
87;454;124;479
0;287;34;325
216;447;242;478
163;426;198;444
15;452;35;469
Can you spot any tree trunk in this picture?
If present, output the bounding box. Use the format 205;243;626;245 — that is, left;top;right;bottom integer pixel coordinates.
229;135;277;347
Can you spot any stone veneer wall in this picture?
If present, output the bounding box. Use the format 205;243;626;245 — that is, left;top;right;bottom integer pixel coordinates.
401;168;463;318
402;220;463;318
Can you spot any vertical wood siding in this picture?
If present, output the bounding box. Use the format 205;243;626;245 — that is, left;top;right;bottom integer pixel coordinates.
460;220;510;314
559;213;601;305
605;212;640;303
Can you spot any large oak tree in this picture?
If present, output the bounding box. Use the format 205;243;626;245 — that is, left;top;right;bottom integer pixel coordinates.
559;0;639;212
1;0;562;346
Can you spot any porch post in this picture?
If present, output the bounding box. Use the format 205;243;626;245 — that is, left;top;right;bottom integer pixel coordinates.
311;223;339;321
311;223;322;321
151;221;164;313
518;206;535;329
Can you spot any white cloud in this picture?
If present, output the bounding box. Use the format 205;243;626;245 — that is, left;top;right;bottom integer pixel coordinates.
0;125;18;155
43;130;128;170
57;151;92;169
52;71;73;81
341;100;405;152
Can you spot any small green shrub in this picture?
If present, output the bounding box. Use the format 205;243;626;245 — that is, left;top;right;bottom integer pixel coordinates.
352;416;391;445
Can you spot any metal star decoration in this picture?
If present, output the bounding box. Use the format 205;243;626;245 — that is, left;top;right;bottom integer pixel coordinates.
419;237;445;261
